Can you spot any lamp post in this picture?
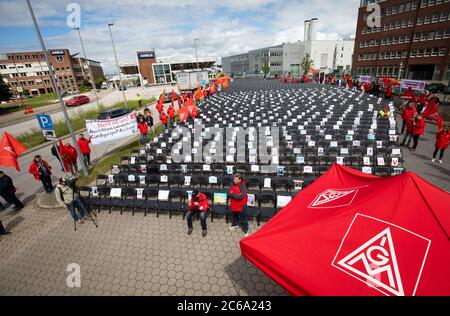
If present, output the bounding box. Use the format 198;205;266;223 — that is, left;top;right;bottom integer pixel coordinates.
26;0;88;176
107;22;129;109
74;27;102;110
194;38;199;70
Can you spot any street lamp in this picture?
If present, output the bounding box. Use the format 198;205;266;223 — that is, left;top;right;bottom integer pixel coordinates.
26;0;88;176
194;38;199;70
107;22;129;109
74;27;102;110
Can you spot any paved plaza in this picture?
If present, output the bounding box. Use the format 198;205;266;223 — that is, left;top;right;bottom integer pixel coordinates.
0;202;287;296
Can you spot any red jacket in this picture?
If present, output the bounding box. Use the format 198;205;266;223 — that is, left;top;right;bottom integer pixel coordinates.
137;122;148;135
413;118;426;136
229;180;248;213
417;94;429;105
77;138;91;154
402;106;417;122
435;130;450;150
160;113;168;125
167;107;175;119
66;145;78;162
385;86;393;97
188;193;210;212
402;89;414;100
190;107;199;119
28;160;52;180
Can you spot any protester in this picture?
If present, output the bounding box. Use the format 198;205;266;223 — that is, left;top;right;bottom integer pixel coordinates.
378;106;391;119
228;173;249;237
137;117;149;145
55;178;86;224
167;104;176;128
186;189;210;237
409;114;426;151
160;111;169;130
401;102;417;134
144;108;154;134
402;87;415;103
385;84;393;100
416;91;429;113
77;134;91;166
432;127;450;164
28;155;53;193
65;142;78;174
136;94;142;108
0;171;24;210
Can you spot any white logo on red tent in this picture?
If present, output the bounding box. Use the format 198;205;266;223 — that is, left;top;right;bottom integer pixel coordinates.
332;214;431;296
308;187;365;209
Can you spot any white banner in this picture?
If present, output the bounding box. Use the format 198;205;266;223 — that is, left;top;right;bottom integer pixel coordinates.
86;112;138;145
400;79;426;91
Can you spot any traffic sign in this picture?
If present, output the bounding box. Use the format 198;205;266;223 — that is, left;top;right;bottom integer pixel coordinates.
42;130;56;140
36;114;54;130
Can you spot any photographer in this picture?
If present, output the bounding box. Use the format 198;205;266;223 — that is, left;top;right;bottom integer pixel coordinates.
55;178;86;224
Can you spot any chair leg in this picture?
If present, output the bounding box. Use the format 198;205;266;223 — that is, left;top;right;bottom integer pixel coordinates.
144;208;147;217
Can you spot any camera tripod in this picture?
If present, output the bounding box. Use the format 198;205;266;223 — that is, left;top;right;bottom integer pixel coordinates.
73;190;99;231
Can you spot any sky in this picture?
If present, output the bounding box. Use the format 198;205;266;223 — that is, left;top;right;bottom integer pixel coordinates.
0;0;360;73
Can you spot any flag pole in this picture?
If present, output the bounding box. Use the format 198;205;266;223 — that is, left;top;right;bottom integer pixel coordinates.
53;140;69;178
26;0;88;176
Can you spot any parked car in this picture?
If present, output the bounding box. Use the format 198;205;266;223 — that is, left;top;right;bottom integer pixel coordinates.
65;95;90;107
425;83;446;94
97;108;130;120
159;91;180;103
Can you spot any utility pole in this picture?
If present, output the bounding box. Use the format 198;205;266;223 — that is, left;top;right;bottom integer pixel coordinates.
26;0;89;176
74;27;102;110
194;38;199;70
108;23;129;109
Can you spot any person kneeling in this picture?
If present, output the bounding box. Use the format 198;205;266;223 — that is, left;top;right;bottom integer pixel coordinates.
186;190;210;237
55;178;86;224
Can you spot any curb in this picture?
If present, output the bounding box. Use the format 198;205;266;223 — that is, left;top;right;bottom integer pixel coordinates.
34;192;65;211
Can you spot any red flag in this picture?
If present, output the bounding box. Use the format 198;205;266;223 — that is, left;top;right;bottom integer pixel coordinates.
195;83;202;101
58;139;71;172
422;100;443;129
178;106;188;122
172;89;177;102
159;88;166;104
0;132;27;171
209;82;216;95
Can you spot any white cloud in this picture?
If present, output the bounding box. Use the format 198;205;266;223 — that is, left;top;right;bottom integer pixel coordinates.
0;0;360;72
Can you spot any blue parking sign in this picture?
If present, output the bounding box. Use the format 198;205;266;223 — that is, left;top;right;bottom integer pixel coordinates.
36;114;54;130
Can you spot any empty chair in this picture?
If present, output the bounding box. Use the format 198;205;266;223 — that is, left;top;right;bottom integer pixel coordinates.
257;192;277;225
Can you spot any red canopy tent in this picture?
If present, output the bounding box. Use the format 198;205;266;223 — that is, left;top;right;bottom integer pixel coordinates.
240;164;450;296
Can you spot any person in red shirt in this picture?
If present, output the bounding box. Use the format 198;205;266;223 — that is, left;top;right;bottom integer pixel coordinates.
385;84;393;100
408;114;426;151
177;96;183;109
159;112;169;130
401;102;417;134
402;87;415;102
65;142;79;174
28;155;53;193
137;117;149;145
186;190;210;237
228;173;249;237
416;91;430;113
432;127;450;163
167;105;176;128
77;134;91;165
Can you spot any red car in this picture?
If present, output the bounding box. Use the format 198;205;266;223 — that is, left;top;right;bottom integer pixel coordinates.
65;95;90;107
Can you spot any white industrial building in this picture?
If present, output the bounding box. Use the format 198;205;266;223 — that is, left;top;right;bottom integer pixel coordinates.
223;18;355;77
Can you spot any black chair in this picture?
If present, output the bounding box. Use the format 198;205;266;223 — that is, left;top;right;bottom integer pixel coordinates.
143;188;159;216
257;192;277;225
211;191;229;223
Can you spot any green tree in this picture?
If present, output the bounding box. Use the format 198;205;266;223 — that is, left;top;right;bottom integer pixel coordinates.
301;54;314;75
262;62;270;76
95;75;107;89
0;74;13;102
21;88;30;97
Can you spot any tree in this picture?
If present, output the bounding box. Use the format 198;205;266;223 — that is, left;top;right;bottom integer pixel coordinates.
262;62;270;76
301;54;314;75
95;75;107;89
0;74;13;102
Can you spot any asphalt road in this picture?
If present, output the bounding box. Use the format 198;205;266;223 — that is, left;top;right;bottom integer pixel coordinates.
0;85;172;137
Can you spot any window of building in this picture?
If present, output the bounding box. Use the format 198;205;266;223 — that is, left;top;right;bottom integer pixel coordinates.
417;17;424;25
27;80;34;85
424;15;431;24
444;29;450;38
432;48;439;56
55;56;64;63
439;47;447;56
20;73;26;76
428;31;436;40
410;50;417;57
25;64;32;68
436;30;444;39
417;49;424;57
0;65;6;69
424;48;431;57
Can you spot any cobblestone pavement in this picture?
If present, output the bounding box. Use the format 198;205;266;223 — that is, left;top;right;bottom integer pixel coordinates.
0;204;287;296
